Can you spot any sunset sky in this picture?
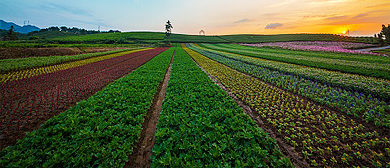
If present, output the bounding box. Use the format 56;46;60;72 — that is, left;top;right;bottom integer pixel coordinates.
1;0;389;36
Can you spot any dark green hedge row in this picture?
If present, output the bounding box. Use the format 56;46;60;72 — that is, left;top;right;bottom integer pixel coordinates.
151;46;292;167
0;48;174;167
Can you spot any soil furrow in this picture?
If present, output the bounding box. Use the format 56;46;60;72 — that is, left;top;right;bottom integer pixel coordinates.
124;48;175;168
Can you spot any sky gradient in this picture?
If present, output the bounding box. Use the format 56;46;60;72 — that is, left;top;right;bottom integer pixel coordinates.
1;0;389;36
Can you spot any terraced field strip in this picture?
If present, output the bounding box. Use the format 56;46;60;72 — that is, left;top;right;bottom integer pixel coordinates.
0;48;167;150
150;46;292;167
0;47;174;167
0;48;151;82
188;43;390;127
200;43;390;80
184;45;390;167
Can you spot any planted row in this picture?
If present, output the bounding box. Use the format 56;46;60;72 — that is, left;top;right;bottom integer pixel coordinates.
205;43;389;64
151;46;292;167
243;41;379;55
0;47;174;167
187;44;390;127
0;48;167;150
198;44;390;101
0;48;150;82
185;46;390;167
200;43;390;80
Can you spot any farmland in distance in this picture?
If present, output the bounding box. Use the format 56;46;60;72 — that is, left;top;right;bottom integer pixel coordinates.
0;32;389;167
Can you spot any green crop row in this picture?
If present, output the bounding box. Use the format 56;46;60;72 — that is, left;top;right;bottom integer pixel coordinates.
151;46;292;167
185;46;390;167
0;48;145;73
200;43;390;80
0;48;174;167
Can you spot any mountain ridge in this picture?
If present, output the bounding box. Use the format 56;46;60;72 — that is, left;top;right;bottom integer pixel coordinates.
0;19;40;34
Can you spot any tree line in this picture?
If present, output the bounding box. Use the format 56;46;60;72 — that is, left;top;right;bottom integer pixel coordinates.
29;26;121;35
374;24;390;46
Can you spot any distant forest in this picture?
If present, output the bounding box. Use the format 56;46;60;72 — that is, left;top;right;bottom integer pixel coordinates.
1;26;121;41
31;26;120;35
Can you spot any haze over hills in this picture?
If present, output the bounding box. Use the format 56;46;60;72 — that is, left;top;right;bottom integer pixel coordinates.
0;19;40;34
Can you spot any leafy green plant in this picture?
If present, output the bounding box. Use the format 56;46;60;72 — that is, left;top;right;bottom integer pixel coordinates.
151;46;292;167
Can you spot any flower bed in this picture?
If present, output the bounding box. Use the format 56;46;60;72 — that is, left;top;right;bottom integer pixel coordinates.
243;41;378;55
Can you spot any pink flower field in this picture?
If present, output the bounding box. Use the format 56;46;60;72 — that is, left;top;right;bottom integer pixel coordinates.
243;41;380;55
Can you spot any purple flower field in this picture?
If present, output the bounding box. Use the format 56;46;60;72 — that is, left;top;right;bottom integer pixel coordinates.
243;41;380;55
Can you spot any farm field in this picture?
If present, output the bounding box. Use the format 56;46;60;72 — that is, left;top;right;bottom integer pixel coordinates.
199;43;390;80
0;33;389;167
184;44;390;167
0;47;167;150
151;46;291;167
0;47;174;167
0;47;133;59
189;44;390;126
0;48;148;73
0;32;378;48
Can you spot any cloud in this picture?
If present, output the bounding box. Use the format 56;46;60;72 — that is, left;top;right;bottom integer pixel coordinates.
263;13;280;17
353;13;368;18
266;0;295;8
326;15;347;20
366;3;390;8
265;23;283;29
234;19;250;24
308;0;347;5
40;3;93;17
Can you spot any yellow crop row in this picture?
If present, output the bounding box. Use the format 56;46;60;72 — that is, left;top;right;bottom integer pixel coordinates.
0;48;151;83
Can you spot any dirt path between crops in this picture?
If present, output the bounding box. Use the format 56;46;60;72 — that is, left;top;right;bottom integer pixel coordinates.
124;49;175;168
186;52;309;168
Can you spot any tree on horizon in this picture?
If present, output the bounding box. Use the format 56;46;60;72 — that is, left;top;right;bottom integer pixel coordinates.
3;25;18;41
165;20;173;37
376;24;390;46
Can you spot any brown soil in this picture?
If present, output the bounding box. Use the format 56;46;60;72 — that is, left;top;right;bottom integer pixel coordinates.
124;49;175;168
188;55;310;168
0;47;130;59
